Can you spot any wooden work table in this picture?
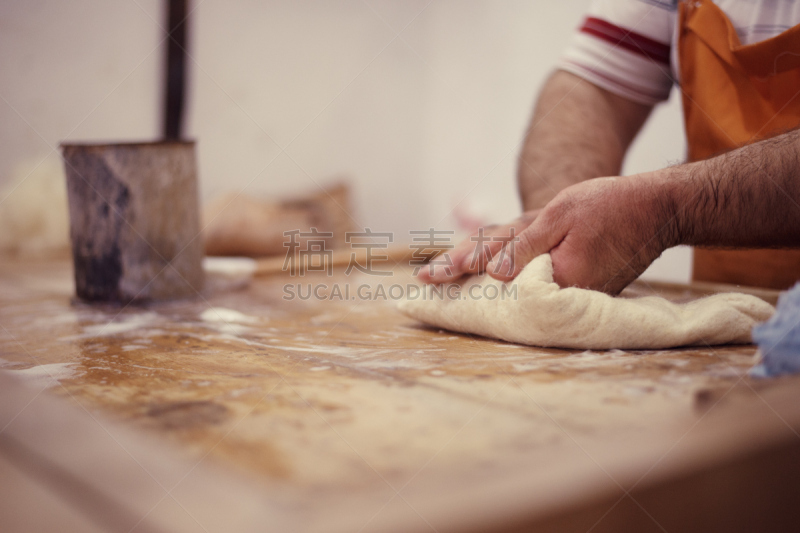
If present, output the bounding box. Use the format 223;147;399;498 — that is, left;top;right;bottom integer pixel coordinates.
1;257;799;533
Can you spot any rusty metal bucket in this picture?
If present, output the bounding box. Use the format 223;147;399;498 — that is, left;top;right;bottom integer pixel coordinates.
61;141;204;303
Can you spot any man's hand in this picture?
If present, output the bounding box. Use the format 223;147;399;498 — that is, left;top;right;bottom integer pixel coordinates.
418;173;678;294
416;211;541;284
418;70;653;291
488;174;676;294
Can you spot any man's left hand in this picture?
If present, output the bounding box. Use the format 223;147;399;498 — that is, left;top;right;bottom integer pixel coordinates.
487;173;676;294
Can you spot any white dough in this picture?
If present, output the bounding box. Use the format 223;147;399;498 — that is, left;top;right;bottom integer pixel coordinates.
397;254;775;350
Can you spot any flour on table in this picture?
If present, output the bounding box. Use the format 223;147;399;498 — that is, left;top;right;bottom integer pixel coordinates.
397;254;775;350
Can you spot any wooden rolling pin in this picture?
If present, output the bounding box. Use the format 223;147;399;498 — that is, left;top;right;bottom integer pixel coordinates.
254;245;446;276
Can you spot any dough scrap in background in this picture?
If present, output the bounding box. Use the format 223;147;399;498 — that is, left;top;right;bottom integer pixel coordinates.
397;254;775;350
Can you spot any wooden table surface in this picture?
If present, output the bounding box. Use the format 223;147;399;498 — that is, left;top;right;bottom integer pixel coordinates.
1;257;799;533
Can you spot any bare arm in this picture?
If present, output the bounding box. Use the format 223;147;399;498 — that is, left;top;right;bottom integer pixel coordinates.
491;128;800;294
418;70;653;284
670;129;800;249
518;70;652;210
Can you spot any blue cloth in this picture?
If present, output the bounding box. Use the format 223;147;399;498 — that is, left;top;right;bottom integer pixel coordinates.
752;282;800;377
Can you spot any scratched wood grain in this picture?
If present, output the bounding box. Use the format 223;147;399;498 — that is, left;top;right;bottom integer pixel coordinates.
1;257;798;533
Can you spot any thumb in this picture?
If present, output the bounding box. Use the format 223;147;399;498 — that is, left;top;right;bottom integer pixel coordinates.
486;211;566;281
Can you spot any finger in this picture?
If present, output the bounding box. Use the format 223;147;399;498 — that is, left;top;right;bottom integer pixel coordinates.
458;238;504;274
460;213;540;275
455;224;513;276
417;226;503;283
551;242;629;294
417;211;542;284
416;252;459;283
486;211;567;281
449;225;501;277
549;237;591;289
422;212;541;283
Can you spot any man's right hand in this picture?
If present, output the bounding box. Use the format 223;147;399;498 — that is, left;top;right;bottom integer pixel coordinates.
416;69;653;286
416;210;541;284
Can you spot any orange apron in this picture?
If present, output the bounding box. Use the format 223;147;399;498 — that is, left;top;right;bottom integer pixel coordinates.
679;0;800;289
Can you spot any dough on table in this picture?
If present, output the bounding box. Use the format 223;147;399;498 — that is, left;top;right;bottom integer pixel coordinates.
397;254;775;350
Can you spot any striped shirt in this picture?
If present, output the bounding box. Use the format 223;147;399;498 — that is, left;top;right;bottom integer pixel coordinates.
560;0;800;105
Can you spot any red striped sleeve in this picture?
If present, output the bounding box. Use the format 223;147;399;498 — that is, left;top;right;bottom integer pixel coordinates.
560;59;668;103
580;17;671;65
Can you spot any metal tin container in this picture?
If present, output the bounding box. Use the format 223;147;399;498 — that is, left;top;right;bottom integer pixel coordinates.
61;141;204;303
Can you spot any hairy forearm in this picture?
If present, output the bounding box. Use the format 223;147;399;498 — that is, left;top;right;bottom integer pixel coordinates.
662;129;800;248
518;70;652;210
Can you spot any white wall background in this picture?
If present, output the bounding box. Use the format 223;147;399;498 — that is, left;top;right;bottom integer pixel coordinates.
0;0;691;281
